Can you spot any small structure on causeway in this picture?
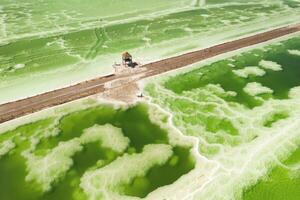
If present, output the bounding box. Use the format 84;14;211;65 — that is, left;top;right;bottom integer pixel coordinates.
113;52;140;75
122;52;138;68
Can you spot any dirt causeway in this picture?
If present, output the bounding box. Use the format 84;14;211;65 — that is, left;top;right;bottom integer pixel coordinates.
1;23;300;123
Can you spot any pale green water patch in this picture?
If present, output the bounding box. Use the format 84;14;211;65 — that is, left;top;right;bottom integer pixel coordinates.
0;2;293;80
263;111;289;127
242;145;300;200
119;146;195;198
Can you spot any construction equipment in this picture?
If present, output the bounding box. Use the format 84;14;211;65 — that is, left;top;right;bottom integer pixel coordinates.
113;52;140;75
122;52;138;68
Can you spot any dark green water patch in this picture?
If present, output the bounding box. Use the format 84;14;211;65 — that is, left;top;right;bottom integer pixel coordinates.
206;116;239;136
0;119;57;200
119;146;195;198
0;103;180;199
164;36;300;108
36;104;169;152
0;154;42;200
43;142;118;200
0;118;55;144
0;128;47;200
243;167;300;200
164;59;262;108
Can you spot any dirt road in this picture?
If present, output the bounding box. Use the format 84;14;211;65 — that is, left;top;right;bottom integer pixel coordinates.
1;23;300;123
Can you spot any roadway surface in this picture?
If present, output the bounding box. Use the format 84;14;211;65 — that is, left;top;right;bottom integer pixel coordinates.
1;23;300;123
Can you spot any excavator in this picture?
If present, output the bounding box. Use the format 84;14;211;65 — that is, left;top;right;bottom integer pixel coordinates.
122;52;138;68
113;52;140;74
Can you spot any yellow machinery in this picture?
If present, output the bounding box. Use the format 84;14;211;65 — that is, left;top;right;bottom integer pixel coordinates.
122;52;137;68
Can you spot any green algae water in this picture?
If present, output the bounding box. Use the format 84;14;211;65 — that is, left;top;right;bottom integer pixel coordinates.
164;36;300;108
120;146;195;198
1;0;300;105
0;3;291;78
145;34;300;199
2;34;300;200
35;104;169;153
156;35;300;144
147;35;300;153
242;146;300;200
0;119;55;200
0;103;195;200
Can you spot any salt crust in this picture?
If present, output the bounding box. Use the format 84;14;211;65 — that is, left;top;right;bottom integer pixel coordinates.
146;78;300;200
288;49;300;56
259;60;282;71
24;124;130;192
0;140;15;158
243;82;273;96
232;66;265;78
80;144;173;200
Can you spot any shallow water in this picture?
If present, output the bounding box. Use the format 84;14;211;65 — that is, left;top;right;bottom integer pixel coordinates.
0;103;195;200
243;146;300;200
1;1;299;105
146;34;300;199
147;34;300;154
120;146;195;198
164;36;300;108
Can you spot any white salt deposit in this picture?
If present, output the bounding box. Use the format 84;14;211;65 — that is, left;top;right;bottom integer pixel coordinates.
232;66;265;78
243;82;273;96
288;49;300;56
14;63;25;69
259;60;282;71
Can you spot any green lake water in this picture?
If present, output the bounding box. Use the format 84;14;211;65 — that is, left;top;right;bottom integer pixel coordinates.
164;36;300;108
0;104;195;200
146;34;300;199
243;146;300;200
146;34;300;156
0;2;296;80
